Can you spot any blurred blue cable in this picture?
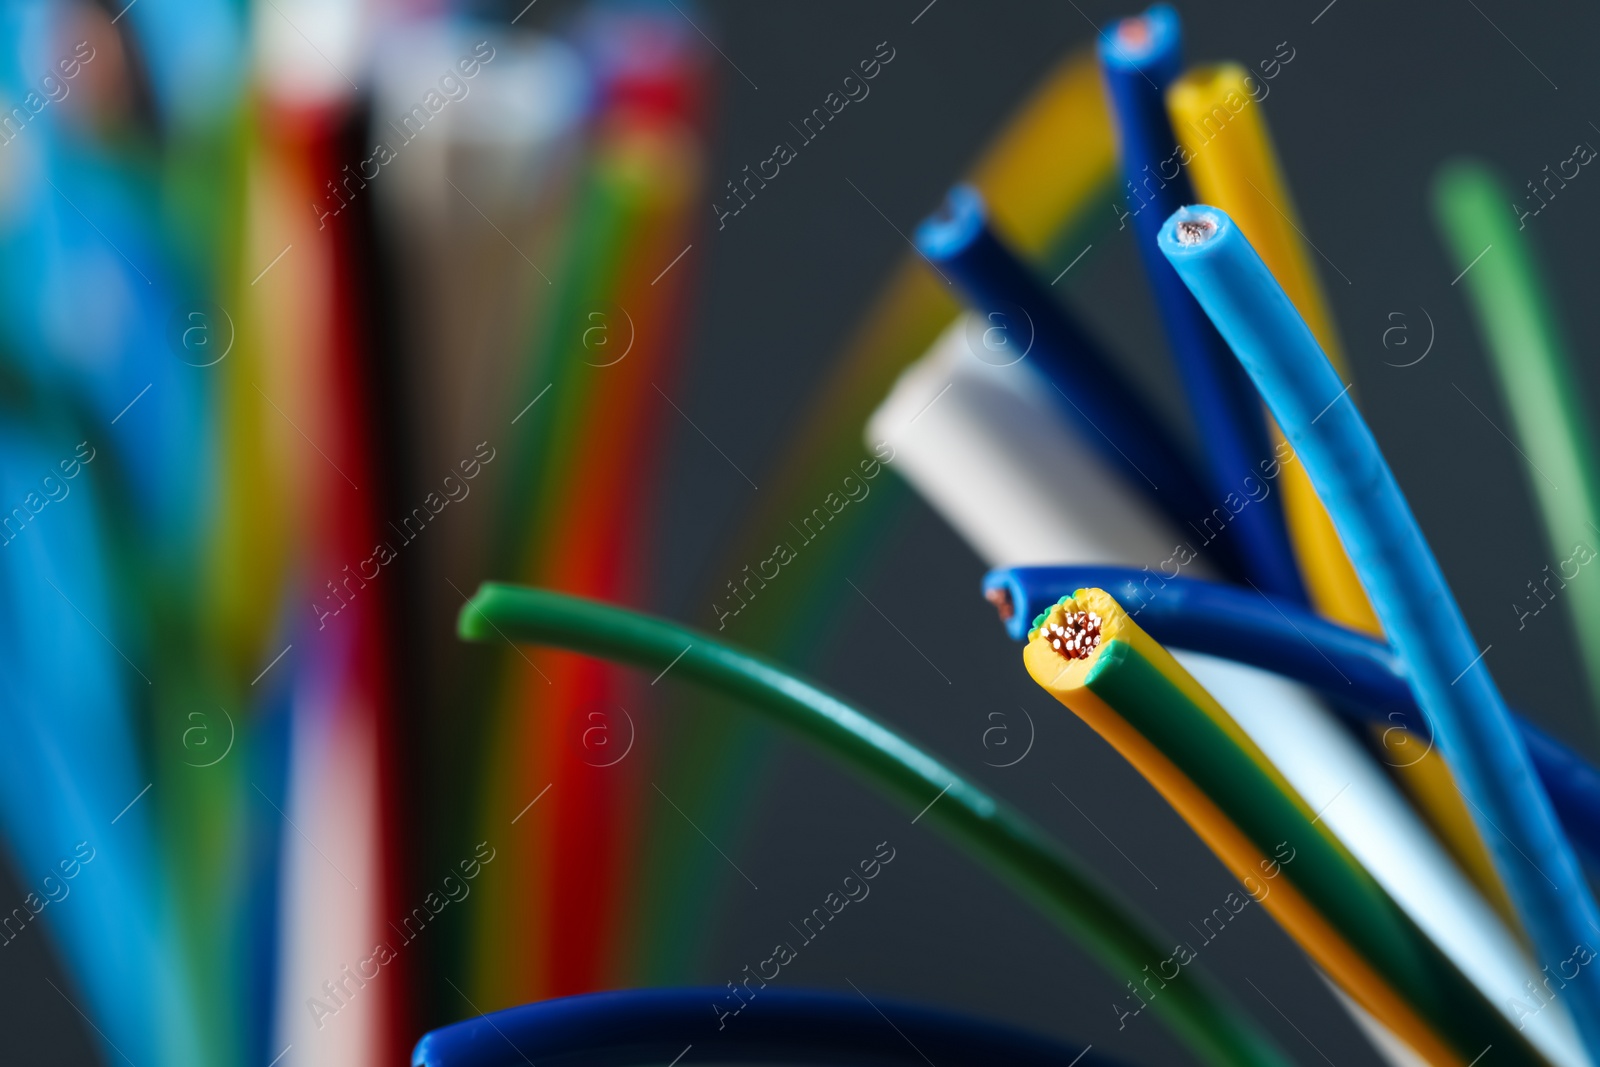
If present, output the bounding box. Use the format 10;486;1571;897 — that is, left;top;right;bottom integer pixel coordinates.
413;987;1117;1067
0;421;201;1065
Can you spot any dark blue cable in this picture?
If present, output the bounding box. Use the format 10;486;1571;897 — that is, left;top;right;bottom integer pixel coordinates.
412;986;1117;1067
914;185;1239;578
1097;5;1305;602
981;564;1600;874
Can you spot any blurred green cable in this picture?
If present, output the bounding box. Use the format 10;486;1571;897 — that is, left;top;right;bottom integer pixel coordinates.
1433;160;1600;725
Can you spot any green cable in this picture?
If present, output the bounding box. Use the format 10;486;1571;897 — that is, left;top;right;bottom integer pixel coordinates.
1027;594;1544;1064
640;198;1115;984
458;582;1292;1067
1434;160;1600;727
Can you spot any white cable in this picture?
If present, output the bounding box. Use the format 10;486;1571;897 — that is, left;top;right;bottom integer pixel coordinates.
1178;651;1587;1067
866;314;1194;570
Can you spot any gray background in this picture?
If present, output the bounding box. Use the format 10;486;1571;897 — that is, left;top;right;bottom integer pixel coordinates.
10;0;1600;1062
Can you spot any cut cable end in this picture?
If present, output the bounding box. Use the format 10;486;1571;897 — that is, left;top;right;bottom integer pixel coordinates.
1174;214;1220;246
984;584;1015;624
1024;588;1131;692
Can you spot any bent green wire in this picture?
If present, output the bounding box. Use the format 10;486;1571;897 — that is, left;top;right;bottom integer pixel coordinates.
1026;590;1547;1066
458;582;1290;1067
1434;160;1600;724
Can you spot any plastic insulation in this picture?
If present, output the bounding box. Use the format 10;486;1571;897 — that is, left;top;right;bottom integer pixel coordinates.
913;185;1223;567
1165;62;1380;634
412;987;1113;1067
1433;159;1600;726
985;564;1600;878
1024;590;1547;1067
866;315;1193;569
456;582;1292;1067
1160;201;1600;1059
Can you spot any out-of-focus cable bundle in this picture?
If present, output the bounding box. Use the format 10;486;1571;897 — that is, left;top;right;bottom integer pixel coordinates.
9;3;1600;1067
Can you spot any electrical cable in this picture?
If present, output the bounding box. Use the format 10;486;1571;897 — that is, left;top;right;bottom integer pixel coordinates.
985;564;1600;878
412;987;1116;1067
456;582;1293;1067
1024;589;1548;1067
1433;159;1600;726
1160;200;1600;1060
1165;62;1380;634
913;185;1223;565
866;314;1193;569
993;568;1591;1064
1098;5;1304;601
1155;94;1515;912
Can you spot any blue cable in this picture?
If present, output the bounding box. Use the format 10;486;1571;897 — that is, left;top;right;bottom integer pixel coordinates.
913;185;1237;577
982;564;1600;874
0;419;201;1066
1159;201;1600;1056
1097;5;1304;602
413;987;1116;1067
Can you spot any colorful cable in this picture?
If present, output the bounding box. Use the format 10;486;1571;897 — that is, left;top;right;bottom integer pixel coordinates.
1098;5;1303;601
1023;589;1546;1066
1433;160;1600;727
1165;62;1379;634
1160;201;1600;1059
912;185;1221;562
456;582;1293;1067
985;564;1600;875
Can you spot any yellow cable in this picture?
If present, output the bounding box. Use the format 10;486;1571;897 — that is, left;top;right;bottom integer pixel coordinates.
1027;592;1469;1067
973;50;1114;252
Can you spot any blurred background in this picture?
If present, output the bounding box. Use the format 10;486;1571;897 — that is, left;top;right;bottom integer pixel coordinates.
1;0;1597;1064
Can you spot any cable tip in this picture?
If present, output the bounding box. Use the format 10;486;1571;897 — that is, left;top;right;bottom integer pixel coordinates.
1100;4;1180;70
1024;589;1135;695
914;184;986;261
1114;15;1153;50
984;584;1014;623
1038;610;1104;662
1173;214;1219;246
1157;205;1235;262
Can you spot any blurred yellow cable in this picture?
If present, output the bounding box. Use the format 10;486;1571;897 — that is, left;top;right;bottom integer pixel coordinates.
1166;64;1517;932
720;47;1115;581
974;50;1114;251
208;117;296;687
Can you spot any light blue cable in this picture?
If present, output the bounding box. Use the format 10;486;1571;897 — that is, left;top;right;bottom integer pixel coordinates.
1158;203;1600;1060
0;423;202;1066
